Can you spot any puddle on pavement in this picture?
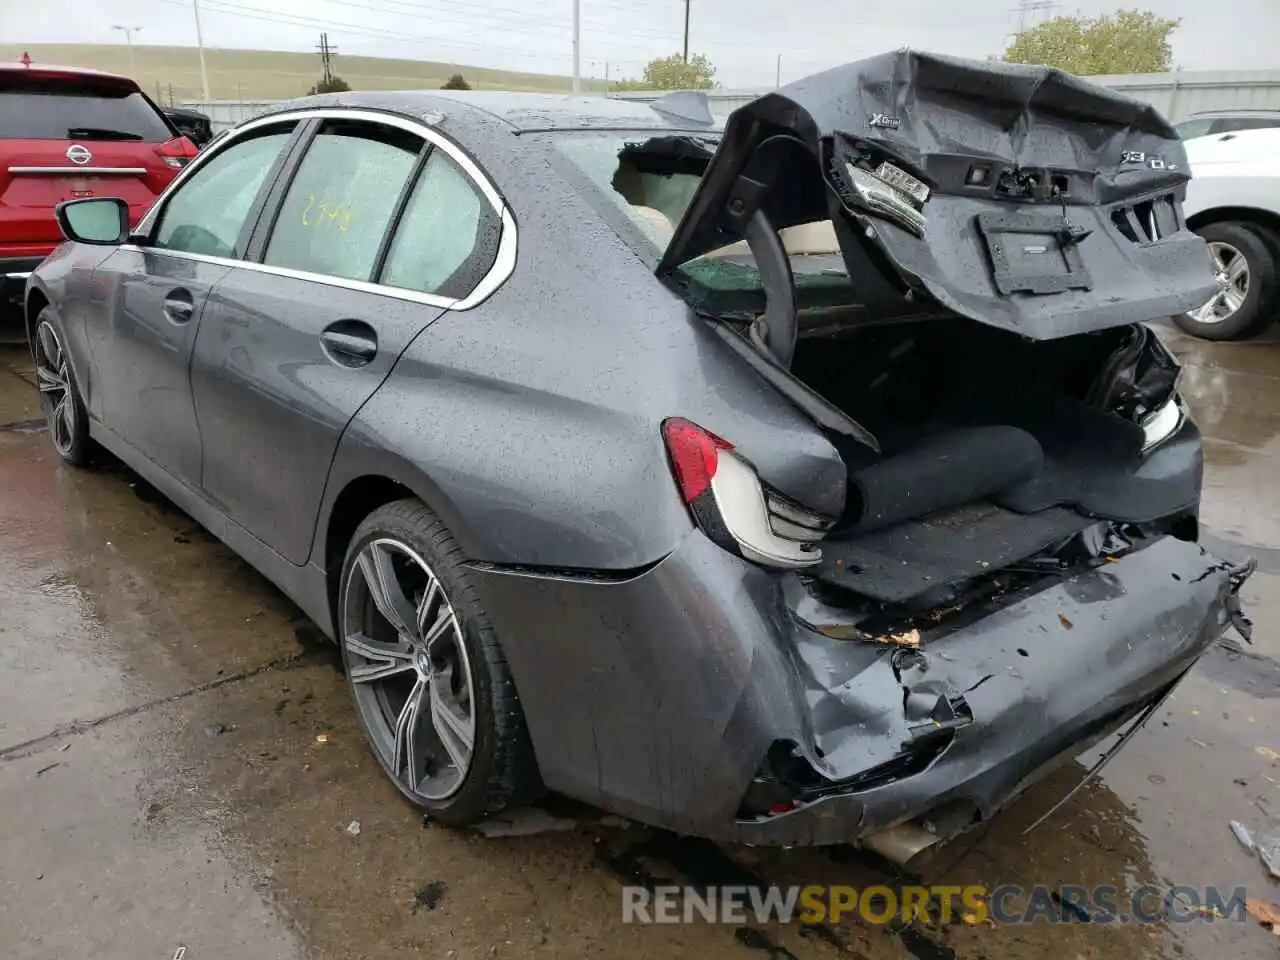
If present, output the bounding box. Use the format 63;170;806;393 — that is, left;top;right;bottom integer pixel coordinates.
4;335;1280;959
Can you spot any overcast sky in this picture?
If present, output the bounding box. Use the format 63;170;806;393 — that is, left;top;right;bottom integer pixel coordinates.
10;0;1279;87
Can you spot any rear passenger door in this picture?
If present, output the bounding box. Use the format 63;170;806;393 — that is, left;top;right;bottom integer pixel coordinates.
190;113;504;564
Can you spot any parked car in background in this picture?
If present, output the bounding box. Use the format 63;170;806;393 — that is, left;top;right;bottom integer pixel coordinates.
1176;126;1280;339
162;106;215;148
0;57;198;313
24;52;1252;851
1175;108;1280;142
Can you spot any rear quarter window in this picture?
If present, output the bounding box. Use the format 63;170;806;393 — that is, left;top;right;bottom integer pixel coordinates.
0;75;173;141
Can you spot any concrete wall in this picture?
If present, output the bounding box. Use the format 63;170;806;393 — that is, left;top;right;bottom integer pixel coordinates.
606;69;1280;122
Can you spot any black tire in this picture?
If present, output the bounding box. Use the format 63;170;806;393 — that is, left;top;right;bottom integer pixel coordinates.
337;498;541;824
31;308;92;466
1174;222;1278;341
1242;223;1280;338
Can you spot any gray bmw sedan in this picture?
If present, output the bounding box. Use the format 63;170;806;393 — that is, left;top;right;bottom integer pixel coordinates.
24;50;1254;853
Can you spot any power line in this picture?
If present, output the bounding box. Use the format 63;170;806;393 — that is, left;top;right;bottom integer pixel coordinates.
166;0;690;66
316;0;683;45
155;0;569;63
324;0;678;36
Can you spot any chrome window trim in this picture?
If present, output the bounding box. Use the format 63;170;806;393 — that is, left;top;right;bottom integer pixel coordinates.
9;166;149;175
115;246;460;310
129;106;516;311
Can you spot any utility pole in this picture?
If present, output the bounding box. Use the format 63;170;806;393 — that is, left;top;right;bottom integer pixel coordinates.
112;25;142;77
682;0;690;62
1011;0;1058;34
776;53;782;88
192;0;211;101
316;32;338;86
571;0;581;93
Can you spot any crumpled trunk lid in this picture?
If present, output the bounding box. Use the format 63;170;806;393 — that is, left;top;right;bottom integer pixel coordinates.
657;49;1218;339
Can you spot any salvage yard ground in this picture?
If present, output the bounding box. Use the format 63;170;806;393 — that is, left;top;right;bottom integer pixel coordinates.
2;328;1280;959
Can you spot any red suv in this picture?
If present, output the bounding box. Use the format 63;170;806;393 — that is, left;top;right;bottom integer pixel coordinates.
1;58;198;307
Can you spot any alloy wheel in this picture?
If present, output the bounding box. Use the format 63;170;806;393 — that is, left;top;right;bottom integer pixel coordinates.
342;537;477;801
1190;240;1250;324
33;320;76;457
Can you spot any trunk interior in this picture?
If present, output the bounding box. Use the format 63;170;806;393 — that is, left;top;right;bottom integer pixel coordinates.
769;311;1198;621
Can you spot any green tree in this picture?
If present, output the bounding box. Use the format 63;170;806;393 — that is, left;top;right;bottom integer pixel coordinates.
1002;9;1180;75
441;73;471;90
611;53;716;91
308;75;351;95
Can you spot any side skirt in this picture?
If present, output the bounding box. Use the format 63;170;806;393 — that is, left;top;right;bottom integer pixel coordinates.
88;418;335;638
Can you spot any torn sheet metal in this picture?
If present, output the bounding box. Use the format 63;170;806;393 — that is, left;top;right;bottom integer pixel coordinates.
657;49;1218;339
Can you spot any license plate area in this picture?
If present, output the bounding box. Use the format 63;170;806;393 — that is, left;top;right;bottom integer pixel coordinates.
976;211;1093;296
57;175;95;199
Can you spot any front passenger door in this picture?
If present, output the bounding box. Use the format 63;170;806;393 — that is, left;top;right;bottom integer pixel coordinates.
191;117;502;563
88;124;299;482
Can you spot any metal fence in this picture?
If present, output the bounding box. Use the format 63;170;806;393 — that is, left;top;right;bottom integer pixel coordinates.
183;68;1280;132
177;100;287;131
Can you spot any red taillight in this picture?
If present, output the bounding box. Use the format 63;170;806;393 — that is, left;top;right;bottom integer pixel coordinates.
661;418;733;503
154;136;199;170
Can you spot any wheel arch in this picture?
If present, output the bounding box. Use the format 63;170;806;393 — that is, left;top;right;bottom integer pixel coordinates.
1185;205;1280;240
314;457;482;630
23;284;51;351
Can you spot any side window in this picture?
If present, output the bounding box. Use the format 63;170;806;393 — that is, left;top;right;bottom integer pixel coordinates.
379;149;501;299
153;127;294;259
263;120;422;282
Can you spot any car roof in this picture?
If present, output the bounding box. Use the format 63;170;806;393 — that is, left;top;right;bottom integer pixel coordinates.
0;62;141;91
260;89;722;133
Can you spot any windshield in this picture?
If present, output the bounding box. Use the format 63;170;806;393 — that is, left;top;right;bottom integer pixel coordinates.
549;130;853;311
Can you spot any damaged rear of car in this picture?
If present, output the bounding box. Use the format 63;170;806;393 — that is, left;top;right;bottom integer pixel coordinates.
532;51;1254;850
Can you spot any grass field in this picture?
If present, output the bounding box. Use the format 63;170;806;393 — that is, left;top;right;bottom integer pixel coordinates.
0;43;604;103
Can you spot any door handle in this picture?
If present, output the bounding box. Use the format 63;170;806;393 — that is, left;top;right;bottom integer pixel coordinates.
320;319;378;367
163;290;195;324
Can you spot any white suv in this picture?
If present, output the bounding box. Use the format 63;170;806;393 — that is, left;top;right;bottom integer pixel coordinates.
1177;127;1280;340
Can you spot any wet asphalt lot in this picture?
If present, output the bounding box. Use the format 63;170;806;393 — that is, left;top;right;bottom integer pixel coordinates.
2;326;1280;960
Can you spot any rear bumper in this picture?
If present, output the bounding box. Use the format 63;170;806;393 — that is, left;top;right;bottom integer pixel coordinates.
469;532;1246;846
2;256;46;302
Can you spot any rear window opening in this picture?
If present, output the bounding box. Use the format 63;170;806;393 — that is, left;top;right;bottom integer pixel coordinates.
550;131;861;316
0;74;173;142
